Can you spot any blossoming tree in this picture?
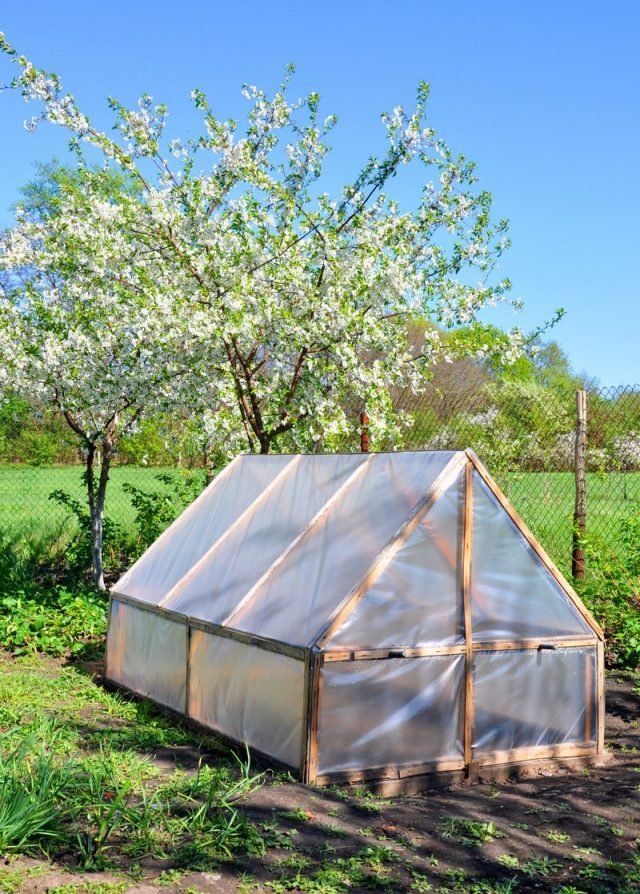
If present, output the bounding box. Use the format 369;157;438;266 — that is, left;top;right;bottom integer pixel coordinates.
0;36;525;583
0;166;190;589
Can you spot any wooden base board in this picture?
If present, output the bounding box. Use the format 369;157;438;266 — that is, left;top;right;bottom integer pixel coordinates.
314;752;607;797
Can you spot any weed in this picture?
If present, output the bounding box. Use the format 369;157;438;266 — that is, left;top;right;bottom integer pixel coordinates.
277;807;313;823
497;855;519;869
439;816;505;847
543;828;571;842
521;857;563;878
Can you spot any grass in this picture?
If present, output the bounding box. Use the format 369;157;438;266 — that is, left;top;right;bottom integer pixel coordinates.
0;651;264;871
0;464;195;543
500;470;640;574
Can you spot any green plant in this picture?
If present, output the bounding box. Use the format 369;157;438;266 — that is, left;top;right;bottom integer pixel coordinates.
122;470;204;552
439;816;505;847
577;518;640;669
0;586;107;657
0;731;71;854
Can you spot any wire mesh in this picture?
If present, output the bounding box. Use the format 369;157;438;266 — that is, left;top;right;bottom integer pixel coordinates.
1;385;640;578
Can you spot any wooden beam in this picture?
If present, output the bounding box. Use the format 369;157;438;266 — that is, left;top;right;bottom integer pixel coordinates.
184;625;193;717
465;450;604;640
472;637;597;653
314;757;466;786
222;455;374;628
303;650;323;784
475;742;597;767
321;640;597;662
314;452;468;649
322;644;467;662
103;594;115;681
462;460;474;775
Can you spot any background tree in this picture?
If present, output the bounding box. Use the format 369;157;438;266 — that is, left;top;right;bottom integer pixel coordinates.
1;37;525;461
0;163;188;589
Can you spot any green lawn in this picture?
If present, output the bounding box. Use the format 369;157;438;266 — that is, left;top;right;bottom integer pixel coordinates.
1;464;640;575
501;471;640;575
0;464;199;544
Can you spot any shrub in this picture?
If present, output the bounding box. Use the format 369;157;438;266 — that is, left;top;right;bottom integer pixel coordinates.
577;514;640;669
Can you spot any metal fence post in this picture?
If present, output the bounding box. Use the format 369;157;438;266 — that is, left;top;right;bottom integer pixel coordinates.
572;389;587;579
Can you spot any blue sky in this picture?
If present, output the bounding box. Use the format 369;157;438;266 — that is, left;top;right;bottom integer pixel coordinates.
0;0;637;384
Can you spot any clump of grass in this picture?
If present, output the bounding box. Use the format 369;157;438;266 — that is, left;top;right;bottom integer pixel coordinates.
0;730;71;854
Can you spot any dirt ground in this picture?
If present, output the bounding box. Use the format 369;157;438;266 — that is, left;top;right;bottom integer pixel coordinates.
5;671;640;894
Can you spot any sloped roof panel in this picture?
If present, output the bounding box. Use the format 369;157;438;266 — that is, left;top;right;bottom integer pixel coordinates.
114;454;293;604
165;453;368;623
230;451;457;645
325;465;465;649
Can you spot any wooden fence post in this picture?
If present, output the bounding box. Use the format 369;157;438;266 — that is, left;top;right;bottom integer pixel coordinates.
572;389;587;579
360;412;370;453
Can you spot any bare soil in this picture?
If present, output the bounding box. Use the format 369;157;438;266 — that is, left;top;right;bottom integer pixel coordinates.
5;671;640;894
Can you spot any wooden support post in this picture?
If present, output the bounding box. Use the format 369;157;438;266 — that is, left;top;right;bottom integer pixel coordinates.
302;650;323;783
573;389;587;580
185;625;192;717
462;461;475;777
597;639;605;753
360;412;369;453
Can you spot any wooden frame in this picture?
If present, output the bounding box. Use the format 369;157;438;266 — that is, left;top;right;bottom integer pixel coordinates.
108;592;307;660
462;461;474;775
106;448;607;791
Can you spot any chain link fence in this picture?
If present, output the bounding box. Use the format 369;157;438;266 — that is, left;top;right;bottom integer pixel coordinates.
2;384;640;579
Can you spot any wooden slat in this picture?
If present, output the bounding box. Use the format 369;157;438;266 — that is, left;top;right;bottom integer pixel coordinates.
103;594;114;681
472;637;597;653
314;452;468;649
597;639;605;753
475;742;597;767
322;644;467;662
159;456;301;609
185;625;192;717
465;450;604;640
314;758;466;786
299;649;312;776
462;461;474;774
222;455;374;628
321;640;596;661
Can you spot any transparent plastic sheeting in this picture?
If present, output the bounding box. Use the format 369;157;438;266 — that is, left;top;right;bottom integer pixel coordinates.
169;454;366;622
327;469;464;648
115;454;292;604
471;473;594;641
188;632;304;769
473;648;597;753
316;656;464;775
106;600;186;712
232;451;456;646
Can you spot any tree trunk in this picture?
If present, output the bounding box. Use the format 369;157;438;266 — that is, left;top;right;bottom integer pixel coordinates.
85;440;112;591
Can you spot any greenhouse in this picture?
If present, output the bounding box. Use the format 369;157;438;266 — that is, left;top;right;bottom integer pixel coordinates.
106;449;604;787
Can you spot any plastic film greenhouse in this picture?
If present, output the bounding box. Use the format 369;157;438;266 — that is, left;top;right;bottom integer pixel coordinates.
106;450;605;788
